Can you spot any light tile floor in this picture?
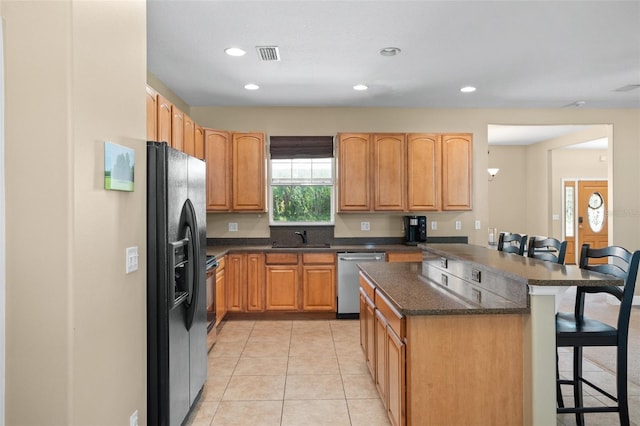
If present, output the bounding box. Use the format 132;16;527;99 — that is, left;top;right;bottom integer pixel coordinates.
186;318;640;426
185;319;390;426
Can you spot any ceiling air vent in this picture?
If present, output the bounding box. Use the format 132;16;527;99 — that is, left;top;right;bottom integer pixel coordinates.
256;46;281;61
614;84;640;92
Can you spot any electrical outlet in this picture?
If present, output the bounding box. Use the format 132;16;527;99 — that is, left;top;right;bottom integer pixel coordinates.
455;221;462;230
360;221;370;231
130;410;138;426
475;220;481;230
228;222;238;232
431;221;437;230
126;246;138;274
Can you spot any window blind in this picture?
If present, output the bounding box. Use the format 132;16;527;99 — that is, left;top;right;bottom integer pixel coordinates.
269;136;334;159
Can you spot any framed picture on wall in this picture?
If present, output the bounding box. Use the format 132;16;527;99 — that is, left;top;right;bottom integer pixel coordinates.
104;141;134;192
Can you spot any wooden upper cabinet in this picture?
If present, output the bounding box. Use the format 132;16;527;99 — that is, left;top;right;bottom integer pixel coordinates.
194;124;204;160
441;133;473;210
204;129;232;211
407;133;440;211
232;132;265;211
183;114;195;157
171;106;184;152
373;134;406;211
146;86;158;141
338;133;371;211
157;94;172;145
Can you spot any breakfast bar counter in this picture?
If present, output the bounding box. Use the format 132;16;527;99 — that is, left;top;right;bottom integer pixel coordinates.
356;243;622;426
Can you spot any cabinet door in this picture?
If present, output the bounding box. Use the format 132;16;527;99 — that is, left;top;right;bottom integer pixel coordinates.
204;129;232;211
215;266;226;326
171;105;184;152
232;132;265;211
373;134;405;211
302;265;336;311
441;133;473;211
206;270;215;315
338;133;371;211
387;326;406;426
359;290;367;352
194;124;204;160
226;254;245;312
246;253;265;312
146;86;158;141
365;296;376;377
265;266;299;310
157;94;172;145
407;133;440;211
375;310;389;407
183;114;195;157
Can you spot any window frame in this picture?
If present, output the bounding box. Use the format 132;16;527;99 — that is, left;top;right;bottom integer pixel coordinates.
268;157;336;226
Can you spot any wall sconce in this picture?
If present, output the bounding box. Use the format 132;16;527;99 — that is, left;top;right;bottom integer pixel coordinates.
487;168;500;181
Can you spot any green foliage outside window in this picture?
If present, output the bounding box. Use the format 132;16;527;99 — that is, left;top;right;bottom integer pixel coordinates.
272;185;332;223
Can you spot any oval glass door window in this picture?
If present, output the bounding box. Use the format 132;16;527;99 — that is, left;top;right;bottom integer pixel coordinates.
587;191;605;232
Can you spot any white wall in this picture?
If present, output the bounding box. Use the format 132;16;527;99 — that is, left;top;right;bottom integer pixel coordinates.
3;1;147;424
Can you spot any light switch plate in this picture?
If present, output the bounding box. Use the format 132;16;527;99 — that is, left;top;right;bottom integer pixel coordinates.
431;221;437;230
126;246;138;274
475;220;481;230
228;222;238;232
455;221;462;230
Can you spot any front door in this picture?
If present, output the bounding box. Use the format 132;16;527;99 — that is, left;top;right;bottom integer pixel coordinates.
577;180;608;262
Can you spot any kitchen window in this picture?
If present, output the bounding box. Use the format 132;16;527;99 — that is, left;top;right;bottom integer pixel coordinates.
269;136;335;225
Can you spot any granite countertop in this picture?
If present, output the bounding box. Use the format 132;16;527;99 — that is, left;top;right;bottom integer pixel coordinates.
357;243;624;317
358;262;528;316
421;243;623;287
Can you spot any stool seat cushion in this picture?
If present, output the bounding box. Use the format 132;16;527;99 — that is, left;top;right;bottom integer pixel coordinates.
556;312;618;346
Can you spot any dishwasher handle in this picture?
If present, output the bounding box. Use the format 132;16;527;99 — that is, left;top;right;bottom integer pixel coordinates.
338;255;385;261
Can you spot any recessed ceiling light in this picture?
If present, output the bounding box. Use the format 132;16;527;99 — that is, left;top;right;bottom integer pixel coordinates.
460;86;476;93
353;84;368;91
379;47;401;57
225;47;246;57
244;83;260;90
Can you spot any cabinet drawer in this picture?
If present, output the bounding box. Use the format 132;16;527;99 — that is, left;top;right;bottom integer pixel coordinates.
216;256;225;270
375;289;405;339
265;252;298;265
302;252;335;264
386;251;422;262
359;273;376;301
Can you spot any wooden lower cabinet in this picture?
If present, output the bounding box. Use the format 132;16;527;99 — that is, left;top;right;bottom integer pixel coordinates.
301;252;336;311
226;254;244;312
360;273;524;426
215;256;226;326
386;324;406;426
386;251;422;263
265;266;299;310
206;268;215;318
246;253;265;311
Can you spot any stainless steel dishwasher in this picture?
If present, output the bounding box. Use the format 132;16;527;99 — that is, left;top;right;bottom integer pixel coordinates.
337;251;385;318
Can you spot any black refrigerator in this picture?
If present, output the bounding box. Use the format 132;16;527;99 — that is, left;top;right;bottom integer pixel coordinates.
147;142;207;426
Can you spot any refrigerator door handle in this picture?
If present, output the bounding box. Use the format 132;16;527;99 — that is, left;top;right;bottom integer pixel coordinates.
181;199;201;331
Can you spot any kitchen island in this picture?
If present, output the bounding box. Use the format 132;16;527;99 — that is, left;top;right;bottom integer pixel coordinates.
358;243;623;426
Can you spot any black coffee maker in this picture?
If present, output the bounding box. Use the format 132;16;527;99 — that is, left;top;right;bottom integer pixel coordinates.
404;215;427;245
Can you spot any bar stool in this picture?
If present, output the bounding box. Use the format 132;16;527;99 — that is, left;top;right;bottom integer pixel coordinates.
497;232;527;255
556;243;640;426
527;236;567;264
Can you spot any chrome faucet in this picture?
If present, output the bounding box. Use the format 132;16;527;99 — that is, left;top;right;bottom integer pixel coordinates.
295;230;307;244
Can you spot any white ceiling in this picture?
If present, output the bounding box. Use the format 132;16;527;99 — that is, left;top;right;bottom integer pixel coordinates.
147;0;640;110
